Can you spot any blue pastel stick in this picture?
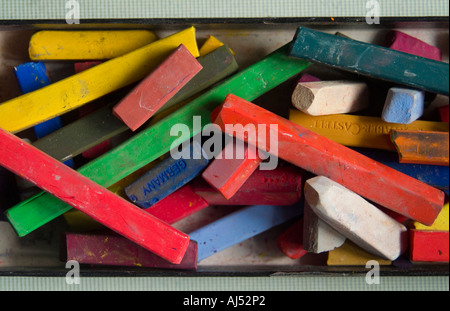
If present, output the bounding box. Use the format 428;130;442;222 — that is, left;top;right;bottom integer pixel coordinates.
382;87;425;124
353;147;449;194
189;203;304;262
14;62;75;168
125;140;210;208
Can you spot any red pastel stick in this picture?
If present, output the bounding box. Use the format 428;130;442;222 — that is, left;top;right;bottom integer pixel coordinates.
0;128;190;264
202;139;262;199
113;44;203;131
410;230;449;262
212;94;445;226
66;232;198;270
276;218;308;260
193;166;303;206
144;184;210;224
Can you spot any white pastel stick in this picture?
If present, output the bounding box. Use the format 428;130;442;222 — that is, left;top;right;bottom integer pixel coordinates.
304;176;408;261
292;80;369;116
303;201;346;253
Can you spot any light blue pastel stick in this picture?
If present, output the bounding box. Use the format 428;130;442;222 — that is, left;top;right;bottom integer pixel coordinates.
382;87;425;124
14;62;75;168
190;203;304;262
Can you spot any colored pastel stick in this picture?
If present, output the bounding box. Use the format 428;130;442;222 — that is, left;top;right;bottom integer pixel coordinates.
74;61;112;160
32;103;127;163
289;109;449;151
382;87;425;124
296;73;321;83
327;240;392;266
5;42;310;237
386;30;442;61
14;62;62;139
391;130;449;166
0;128;190;264
303;201;346;254
14;61;75;167
414;203;449;232
31;45;238;163
143;184;210;224
290;27;449;95
213;94;446;225
125;140;209;208
292;80;369;116
409;230;449;262
65;232;198;270
276;218;308;260
190;204;303;261
202;139;262;200
199;35;235;56
438;105;449;122
304;176;408;260
29;30;158;60
353;147;449;193
193;165;303;206
0;27;199;134
113;44;203;131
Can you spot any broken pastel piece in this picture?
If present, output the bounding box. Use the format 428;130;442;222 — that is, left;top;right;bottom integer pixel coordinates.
304;176;408;261
391;130;449;166
202;139;262;200
409;230;449;262
292;80;369;116
124;140;209;208
113;44;203;131
382;87;425;124
276;219;308;260
386;30;442;61
303;201;346;254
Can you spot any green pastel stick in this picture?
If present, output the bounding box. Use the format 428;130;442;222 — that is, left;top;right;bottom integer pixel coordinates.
31;45;239;163
5;43;311;237
290;27;449;96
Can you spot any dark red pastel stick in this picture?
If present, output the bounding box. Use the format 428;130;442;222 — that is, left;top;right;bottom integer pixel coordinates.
113;44;203;131
212;94;445;226
0;128;190;264
66;232;198;270
276;218;308;260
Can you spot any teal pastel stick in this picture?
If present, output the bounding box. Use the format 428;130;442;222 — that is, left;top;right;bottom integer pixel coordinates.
189;203;303;262
290;27;449;96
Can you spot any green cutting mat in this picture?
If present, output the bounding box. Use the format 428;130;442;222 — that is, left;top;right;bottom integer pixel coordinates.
0;0;448;20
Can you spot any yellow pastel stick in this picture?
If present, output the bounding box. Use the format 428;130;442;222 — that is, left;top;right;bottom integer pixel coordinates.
414;203;449;231
29;30;158;60
0;27;199;134
289;109;449;151
199;35;235;56
327;241;392;266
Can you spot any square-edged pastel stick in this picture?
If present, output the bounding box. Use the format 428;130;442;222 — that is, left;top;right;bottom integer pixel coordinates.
213;94;446;226
65;232;198;270
290;27;449;95
276;218;308;260
113;44;203;131
189;203;303;262
0;128;190;264
202;139;262;200
385;30;442;61
409;230;449;262
382;87;425;124
124;140;209;208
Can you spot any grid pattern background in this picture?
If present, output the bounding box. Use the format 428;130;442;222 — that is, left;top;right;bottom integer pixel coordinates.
0;0;448;20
